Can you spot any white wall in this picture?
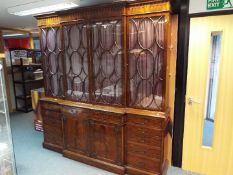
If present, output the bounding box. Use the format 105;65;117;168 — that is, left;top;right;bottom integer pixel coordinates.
189;0;233;14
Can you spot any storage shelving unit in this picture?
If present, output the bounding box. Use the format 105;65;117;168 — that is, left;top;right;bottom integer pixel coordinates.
9;48;43;112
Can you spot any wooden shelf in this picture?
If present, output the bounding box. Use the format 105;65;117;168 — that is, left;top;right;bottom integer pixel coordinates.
15;95;31;100
14;78;43;84
12;64;42;68
10;49;43;113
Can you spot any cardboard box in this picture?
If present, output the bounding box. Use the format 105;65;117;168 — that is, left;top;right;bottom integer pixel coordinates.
31;88;45;132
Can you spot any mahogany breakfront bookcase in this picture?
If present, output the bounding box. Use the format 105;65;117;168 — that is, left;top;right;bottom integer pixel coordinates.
36;1;177;175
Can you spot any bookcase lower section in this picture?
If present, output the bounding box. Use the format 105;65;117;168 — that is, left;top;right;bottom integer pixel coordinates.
63;150;125;175
40;98;170;175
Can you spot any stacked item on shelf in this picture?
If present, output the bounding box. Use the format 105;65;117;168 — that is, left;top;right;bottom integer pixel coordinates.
31;88;45;132
33;69;43;80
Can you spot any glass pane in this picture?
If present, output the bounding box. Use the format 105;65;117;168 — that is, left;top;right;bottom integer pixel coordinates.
63;24;89;102
41;27;64;97
91;20;123;105
202;32;222;147
128;16;165;110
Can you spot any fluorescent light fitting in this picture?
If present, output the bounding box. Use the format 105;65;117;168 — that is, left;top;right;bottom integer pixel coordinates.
3;33;25;37
0;143;7;151
114;0;136;2
13;2;78;16
8;0;79;16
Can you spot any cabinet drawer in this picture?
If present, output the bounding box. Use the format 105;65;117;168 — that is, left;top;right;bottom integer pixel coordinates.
127;114;163;129
42;110;61;121
127;143;161;160
127;153;160;173
43;116;61;126
43;123;63;134
41;102;60;112
126;125;162;147
62;106;88;117
90;111;123;124
44;133;63;145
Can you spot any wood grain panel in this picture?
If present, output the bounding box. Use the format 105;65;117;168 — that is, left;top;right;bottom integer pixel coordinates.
41;106;63;152
37;1;175;175
41;101;61;111
127;142;161;159
91;110;123;124
88;117;124;165
127;153;160;173
127;114;163;129
126;126;162;146
63;110;89;155
126;1;170;16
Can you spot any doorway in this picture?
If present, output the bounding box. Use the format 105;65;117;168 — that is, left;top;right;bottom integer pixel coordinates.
182;15;233;175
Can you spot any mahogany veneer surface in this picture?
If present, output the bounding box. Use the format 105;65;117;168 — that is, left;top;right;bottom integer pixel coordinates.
40;98;169;175
37;1;174;175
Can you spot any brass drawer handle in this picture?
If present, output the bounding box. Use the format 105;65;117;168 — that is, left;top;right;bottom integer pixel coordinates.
133;119;149;125
63;108;78;115
134;150;147;155
142;119;149;125
141;130;145;134
134;122;146;125
71;109;76;114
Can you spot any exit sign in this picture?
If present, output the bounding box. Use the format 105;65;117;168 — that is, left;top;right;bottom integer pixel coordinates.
207;0;233;10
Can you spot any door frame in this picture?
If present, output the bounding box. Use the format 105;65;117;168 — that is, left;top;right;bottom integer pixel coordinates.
172;0;233;167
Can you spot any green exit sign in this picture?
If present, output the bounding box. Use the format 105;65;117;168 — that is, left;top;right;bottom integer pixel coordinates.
207;0;233;10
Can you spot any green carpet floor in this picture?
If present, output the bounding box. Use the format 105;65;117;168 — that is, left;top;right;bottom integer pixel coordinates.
9;112;197;175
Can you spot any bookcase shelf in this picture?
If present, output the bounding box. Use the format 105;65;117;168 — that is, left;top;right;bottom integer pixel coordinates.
9;48;44;113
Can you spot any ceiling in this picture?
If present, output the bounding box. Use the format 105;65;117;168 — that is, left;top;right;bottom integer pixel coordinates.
0;0;115;31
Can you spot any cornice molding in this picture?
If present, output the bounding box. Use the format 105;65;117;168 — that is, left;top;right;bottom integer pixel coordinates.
36;1;171;27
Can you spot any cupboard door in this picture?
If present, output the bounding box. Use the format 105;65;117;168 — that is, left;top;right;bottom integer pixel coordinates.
40;27;64;97
89;119;123;165
41;109;63;150
63;109;88;155
91;20;123;105
128;15;166;110
63;116;76;151
63;23;89;102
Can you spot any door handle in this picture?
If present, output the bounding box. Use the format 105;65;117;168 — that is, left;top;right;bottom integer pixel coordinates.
188;97;200;105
